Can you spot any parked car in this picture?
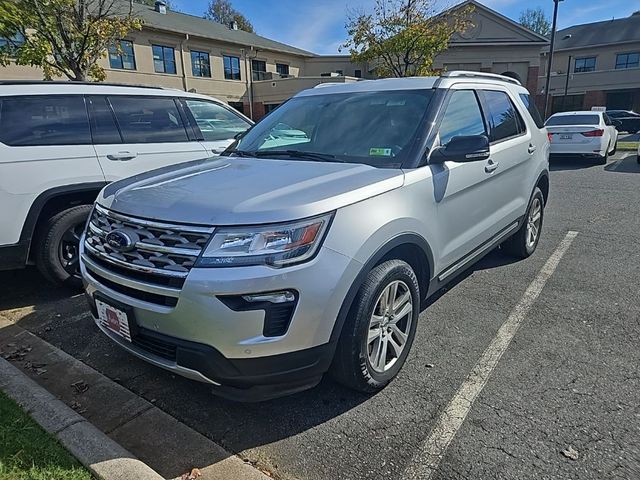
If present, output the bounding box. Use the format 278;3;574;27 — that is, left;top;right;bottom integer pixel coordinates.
545;111;618;164
80;71;550;401
606;110;640;134
0;81;252;286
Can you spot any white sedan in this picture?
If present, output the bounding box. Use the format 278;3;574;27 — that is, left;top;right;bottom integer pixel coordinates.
545;111;618;164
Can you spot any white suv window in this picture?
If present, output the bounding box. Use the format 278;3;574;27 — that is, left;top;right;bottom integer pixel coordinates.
185;99;251;142
439;90;487;146
109;96;188;143
0;95;91;146
482;90;525;142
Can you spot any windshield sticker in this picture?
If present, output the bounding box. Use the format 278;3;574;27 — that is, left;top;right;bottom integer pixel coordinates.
369;147;392;156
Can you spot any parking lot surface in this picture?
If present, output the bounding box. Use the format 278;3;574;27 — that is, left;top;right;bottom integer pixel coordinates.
1;152;639;480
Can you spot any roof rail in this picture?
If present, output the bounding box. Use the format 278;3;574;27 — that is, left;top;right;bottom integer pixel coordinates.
0;80;165;89
440;70;522;86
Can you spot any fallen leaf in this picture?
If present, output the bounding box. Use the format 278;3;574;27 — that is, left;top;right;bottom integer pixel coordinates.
561;446;579;460
425;363;435;368
71;380;89;394
179;468;202;480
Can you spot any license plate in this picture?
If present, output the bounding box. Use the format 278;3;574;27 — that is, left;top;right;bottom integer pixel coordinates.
96;298;132;342
560;134;573;139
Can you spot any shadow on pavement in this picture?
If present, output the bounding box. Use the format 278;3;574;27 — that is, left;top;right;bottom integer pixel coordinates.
604;153;640;174
549;157;604;171
0;244;522;477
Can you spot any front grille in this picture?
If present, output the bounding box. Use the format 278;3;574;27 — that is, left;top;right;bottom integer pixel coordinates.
132;329;177;361
84;205;213;305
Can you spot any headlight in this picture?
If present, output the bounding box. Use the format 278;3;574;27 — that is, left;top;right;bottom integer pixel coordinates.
196;213;333;268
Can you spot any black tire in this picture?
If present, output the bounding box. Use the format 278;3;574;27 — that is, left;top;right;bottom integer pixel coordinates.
331;259;420;393
36;205;92;288
503;187;544;259
610;142;617;156
599;146;609;165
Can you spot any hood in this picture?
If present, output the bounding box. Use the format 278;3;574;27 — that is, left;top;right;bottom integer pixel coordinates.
98;157;404;226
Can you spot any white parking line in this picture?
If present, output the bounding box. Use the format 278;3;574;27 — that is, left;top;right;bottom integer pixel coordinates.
402;231;579;480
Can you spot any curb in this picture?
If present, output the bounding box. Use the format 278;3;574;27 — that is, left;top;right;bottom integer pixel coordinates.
0;356;164;480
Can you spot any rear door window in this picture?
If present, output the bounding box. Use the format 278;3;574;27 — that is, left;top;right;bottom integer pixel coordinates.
86;96;122;144
108;96;189;143
482;90;525;142
184;99;251;141
0;95;91;146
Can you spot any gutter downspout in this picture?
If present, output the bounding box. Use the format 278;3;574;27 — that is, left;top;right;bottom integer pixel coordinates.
243;47;254;120
180;33;189;92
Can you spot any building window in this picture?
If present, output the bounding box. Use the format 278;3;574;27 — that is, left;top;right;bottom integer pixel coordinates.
552;94;584;114
109;40;136;70
354;69;362;78
276;63;289;76
190;50;211;77
615;52;639;69
264;103;281;114
152;45;176;74
228;101;245;114
224;55;241;80
574;57;596;73
0;32;25;55
252;59;267;81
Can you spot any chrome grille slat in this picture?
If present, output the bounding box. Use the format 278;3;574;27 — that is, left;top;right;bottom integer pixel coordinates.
84;206;213;305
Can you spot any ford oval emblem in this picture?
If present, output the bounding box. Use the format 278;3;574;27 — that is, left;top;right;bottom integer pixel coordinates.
105;230;136;252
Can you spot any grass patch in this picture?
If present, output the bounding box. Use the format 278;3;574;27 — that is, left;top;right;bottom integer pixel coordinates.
0;390;92;480
617;142;639;151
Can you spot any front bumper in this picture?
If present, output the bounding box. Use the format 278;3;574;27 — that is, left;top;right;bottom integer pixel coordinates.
81;244;361;401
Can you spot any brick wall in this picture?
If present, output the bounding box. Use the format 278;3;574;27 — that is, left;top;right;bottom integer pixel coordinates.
583;90;606;110
526;66;539;95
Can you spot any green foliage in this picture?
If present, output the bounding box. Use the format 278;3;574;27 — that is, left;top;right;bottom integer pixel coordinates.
519;7;551;36
0;391;92;480
204;0;254;33
0;0;143;81
343;0;474;78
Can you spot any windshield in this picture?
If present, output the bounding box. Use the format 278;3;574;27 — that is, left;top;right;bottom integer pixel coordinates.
233;89;433;167
546;114;599;126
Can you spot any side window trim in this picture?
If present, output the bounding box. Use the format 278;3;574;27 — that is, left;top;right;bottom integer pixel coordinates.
86;95;124;145
477;89;528;145
175;98;202;142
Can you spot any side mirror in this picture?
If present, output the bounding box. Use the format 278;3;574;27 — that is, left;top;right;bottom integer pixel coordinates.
430;135;491;164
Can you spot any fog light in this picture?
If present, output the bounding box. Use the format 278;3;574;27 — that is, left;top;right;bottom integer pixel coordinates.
242;291;295;304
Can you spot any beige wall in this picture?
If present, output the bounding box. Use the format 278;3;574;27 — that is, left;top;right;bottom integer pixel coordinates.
253;76;360;105
304;56;371;78
539;42;640;96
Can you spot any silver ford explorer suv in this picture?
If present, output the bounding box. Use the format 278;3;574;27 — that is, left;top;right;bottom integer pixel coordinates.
80;71;550;402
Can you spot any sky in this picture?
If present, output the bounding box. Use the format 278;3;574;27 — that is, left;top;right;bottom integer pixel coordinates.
170;0;640;54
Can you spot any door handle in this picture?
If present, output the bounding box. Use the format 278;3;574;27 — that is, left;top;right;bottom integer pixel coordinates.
107;151;137;161
484;160;499;173
528;144;537;154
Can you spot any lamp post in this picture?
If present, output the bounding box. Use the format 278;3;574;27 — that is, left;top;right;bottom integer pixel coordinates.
543;0;564;119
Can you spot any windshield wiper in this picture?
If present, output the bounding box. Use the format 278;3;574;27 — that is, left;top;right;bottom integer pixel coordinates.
224;149;254;157
252;150;344;163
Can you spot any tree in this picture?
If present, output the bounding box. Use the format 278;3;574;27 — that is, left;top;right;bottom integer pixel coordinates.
519;7;551;36
204;0;254;33
0;0;142;81
342;0;474;78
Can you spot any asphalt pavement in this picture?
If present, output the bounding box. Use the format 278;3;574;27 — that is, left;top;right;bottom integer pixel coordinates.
1;151;639;480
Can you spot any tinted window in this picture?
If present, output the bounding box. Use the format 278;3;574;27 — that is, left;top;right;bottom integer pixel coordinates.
235;90;433;168
185;100;250;141
276;63;289;76
575;57;596;73
191;50;210;77
519;93;544;129
224;55;241;80
615;53;639;69
438;90;486;146
109;40;136;70
109;96;188;143
152;45;176;74
545;114;600;126
482;90;524;142
87;96;121;144
252;59;267;81
0;95;91;146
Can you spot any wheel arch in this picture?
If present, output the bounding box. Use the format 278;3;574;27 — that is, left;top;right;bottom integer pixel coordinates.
329;233;434;346
22;183;106;263
535;170;550;206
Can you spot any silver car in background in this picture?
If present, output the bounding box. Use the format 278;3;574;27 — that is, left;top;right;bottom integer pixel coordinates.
81;72;550;401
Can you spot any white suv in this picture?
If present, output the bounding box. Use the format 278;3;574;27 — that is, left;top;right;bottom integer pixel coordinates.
81;72;550;401
0;81;252;286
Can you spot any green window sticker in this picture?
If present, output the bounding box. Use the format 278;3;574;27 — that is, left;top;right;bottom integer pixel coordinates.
369;147;392;156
